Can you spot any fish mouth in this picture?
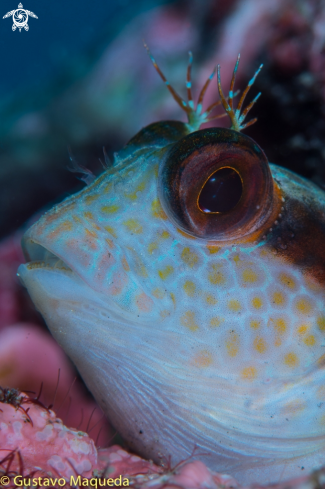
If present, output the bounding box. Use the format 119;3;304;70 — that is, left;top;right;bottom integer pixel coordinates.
18;235;115;320
19;231;173;324
21;236;73;273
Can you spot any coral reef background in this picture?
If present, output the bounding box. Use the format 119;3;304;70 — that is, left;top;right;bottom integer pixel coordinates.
1;0;325;485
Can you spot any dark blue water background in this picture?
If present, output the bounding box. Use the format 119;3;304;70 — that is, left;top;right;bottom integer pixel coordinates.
0;0;167;94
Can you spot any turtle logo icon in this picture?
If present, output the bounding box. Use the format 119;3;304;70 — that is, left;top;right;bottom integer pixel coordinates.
3;3;38;32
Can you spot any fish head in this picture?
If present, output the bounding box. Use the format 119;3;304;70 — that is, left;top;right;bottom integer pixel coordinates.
18;54;325;485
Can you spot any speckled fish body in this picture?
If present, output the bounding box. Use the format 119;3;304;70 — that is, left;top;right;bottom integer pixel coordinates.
18;119;325;485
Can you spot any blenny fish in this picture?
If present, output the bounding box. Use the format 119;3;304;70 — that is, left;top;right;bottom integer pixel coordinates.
18;50;325;485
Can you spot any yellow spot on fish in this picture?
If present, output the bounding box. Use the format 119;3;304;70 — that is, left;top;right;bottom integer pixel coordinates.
148;231;170;254
158;265;174;280
228;299;241;312
181;247;198;268
183;281;196;296
85;228;97;239
304;335;316;346
105;238;114;249
317;315;325;332
123;219;143;234
181;311;199;331
242;268;258;283
137;262;148;278
151;199;168;220
297;325;308;335
233;254;241;264
122;258;130;271
72;215;82;224
271;317;287;346
84;211;94;220
241;366;257;380
226;332;239;357
279;273;296;289
206;244;220;254
252;297;263;309
152;288;164;299
272;291;285;306
60;222;72;231
210;317;224;327
50;221;72;239
148;242;158;254
101;204;120;214
104;225;117;238
273;318;287;335
250;319;261;329
85;194;100;204
254;336;267;354
193;350;213;368
103;182;113;194
170;292;176;305
296;298;312;314
125;246;148;277
208;264;225;285
284;352;299;367
205;294;217;305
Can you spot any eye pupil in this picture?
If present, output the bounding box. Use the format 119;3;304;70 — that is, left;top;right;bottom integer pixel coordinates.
198;167;243;213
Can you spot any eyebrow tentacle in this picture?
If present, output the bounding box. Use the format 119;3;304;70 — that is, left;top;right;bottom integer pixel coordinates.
145;42;263;133
217;56;263;132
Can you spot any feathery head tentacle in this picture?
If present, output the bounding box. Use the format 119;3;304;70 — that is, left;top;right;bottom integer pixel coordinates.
217;54;263;132
144;42;229;132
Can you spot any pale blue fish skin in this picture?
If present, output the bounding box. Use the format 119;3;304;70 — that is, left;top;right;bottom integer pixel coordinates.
18;120;325;485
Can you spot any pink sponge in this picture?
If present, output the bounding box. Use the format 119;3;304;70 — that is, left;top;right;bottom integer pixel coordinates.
0;388;164;483
1;389;325;489
0;388;98;478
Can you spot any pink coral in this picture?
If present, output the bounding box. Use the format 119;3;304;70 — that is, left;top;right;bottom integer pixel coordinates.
0;389;98;479
1;391;325;489
0;390;162;484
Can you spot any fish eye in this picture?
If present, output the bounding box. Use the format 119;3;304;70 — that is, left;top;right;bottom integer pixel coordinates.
159;127;276;241
198;167;243;213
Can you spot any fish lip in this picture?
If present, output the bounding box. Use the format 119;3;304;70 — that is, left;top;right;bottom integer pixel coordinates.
20;236;147;325
21;235;73;272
